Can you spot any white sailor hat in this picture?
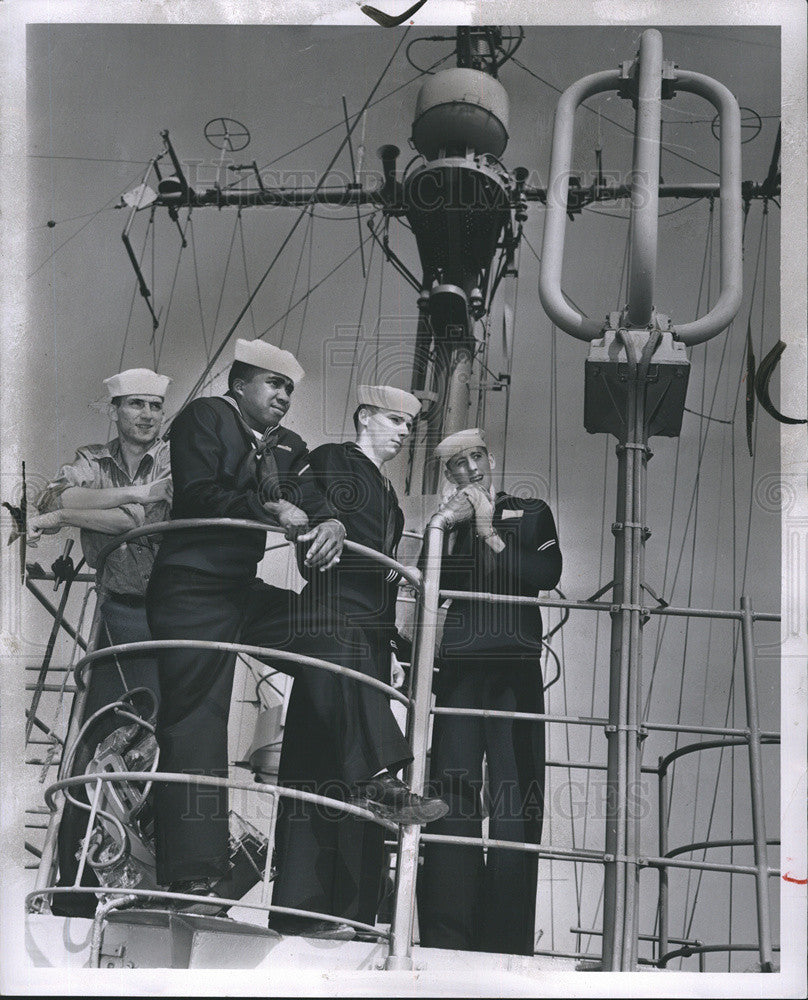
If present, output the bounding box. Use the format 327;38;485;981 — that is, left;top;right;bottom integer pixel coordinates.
103;368;172;400
234;338;305;385
434;427;488;462
356;384;421;419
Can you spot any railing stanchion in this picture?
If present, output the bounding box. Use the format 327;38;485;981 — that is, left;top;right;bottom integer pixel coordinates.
386;517;445;970
657;758;670;966
33;587;106;906
261;790;279;909
739;594;775;972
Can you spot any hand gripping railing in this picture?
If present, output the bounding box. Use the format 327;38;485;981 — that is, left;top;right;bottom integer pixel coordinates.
539;28;742;345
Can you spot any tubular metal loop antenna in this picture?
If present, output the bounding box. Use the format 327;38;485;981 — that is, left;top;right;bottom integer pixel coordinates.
539;28;742;345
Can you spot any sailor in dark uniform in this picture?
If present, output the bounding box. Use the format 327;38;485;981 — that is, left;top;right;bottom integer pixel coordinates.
148;346;441;918
270;384;446;938
147;339;348;912
417;428;562;956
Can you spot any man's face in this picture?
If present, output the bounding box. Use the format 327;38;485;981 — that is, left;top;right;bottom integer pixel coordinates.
446;445;493;492
361;407;413;462
111;394;164;446
235;369;294;431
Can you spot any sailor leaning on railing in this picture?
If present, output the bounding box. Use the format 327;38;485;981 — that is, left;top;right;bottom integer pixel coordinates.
27;367;172;917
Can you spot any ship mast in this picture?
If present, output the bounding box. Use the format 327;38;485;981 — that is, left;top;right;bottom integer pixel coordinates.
538;28;768;971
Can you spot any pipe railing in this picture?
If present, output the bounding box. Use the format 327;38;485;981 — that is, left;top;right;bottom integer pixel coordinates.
30;514;780;972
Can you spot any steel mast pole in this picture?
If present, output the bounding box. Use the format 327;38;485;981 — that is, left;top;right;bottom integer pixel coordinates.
601;28;663;970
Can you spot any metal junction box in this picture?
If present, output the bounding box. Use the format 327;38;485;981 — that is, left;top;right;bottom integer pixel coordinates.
584;328;690;438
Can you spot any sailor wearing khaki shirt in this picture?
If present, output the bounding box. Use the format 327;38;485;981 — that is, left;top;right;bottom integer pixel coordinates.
29;367;172;916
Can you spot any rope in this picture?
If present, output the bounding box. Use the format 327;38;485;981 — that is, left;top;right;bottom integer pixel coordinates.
178;28;413;411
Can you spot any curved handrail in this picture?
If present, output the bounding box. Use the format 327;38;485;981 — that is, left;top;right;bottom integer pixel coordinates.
664;837;780;861
73;639;411;706
43;769;399;827
93;518;422;591
657;733;780;776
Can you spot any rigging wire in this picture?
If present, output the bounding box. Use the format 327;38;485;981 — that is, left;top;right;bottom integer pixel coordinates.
221;50;452;193
210;212;244;354
178;28;413;412
280;208;315;350
237;211;259;341
676;210;718;944
197;231;375;398
150;207;157;368
117;212;153;372
680;209;771;961
547;321;585;944
521;233;590;319
498;243;522;487
666;205;716;784
294;209;317;360
374;219;387;382
27;167;146;279
30;208;118;230
644;200;720;714
156;210;191;367
340;235;379;438
511;55;720;179
583;198;703;221
187;216;212;365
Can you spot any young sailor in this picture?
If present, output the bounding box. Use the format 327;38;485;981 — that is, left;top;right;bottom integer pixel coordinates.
417;428;562;956
29;367;172;916
270;384;448;939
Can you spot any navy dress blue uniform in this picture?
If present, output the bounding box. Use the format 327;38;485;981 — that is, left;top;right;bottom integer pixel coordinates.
271;441;410;928
147;398;410;887
418;494;562;955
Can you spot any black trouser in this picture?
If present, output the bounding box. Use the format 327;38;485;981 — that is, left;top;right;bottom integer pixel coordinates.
146;567;411;886
418;652;545;955
270;627;397;927
51;594;160;918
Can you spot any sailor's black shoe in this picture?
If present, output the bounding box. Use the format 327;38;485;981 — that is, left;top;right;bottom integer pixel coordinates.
350;773;449;825
166;877;228;917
